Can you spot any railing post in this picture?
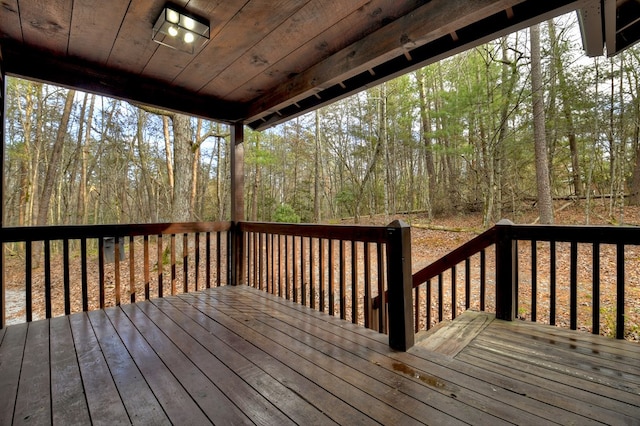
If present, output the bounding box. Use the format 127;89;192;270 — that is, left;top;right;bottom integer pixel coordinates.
495;219;516;321
386;220;414;351
230;123;245;286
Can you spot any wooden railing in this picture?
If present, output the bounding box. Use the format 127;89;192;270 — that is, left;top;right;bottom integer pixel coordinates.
411;220;640;340
240;220;414;350
0;222;231;326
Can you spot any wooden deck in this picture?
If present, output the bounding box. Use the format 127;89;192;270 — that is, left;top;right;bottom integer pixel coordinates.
0;286;638;425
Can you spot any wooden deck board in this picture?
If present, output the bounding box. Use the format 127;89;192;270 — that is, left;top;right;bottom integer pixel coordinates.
1;285;639;425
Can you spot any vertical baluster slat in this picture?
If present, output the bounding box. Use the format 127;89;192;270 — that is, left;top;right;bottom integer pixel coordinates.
377;243;386;333
339;240;346;320
320;238;325;312
129;235;135;303
183;233;189;293
45;240;52;318
592;243;600;335
259;232;264;291
144;235;150;299
157;234;163;298
292;236;298;302
301;237;307;306
206;232;211;289
480;249;486;311
310;237;315;309
285;235;290;299
465;257;470;310
26;241;32;321
328;239;334;316
115;237;121;306
195;232;200;291
171;234;176;295
531;240;537;322
451;265;457;320
438;273;443;323
351;240;357;324
570;241;578;330
616;243;625;339
364;242;372;329
63;238;70;315
81;238;88;312
426;279;431;330
550;240;556;325
99;238;105;309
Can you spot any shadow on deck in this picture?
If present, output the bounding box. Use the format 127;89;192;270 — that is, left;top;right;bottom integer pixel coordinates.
1;285;638;425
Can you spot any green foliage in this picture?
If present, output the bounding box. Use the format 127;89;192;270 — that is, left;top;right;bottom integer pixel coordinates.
273;204;301;223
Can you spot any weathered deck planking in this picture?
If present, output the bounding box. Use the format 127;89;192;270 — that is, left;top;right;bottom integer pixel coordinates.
0;285;638;425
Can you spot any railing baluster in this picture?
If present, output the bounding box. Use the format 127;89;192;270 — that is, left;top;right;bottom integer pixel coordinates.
351;240;357;324
480;249;486;311
592;243;600;335
259;232;264;291
301;237;307;306
25;241;32;322
414;286;420;333
292;236;298;302
157;234;163;298
81;238;88;311
63;238;70;315
438;273;443;322
285;235;290;300
195;232;200;291
377;242;385;333
464;257;470;310
328;239;334;316
531;240;537;322
129;236;135;303
215;231;221;287
570;241;578;330
183;233;188;293
550;240;556;326
319;238;325;312
426;279;431;330
206;232;211;289
99;238;105;309
144;235;150;299
310;237;315;309
339;240;346;320
451;265;456;320
364;242;372;329
171;234;176;295
616;243;625;339
45;240;52;318
115;237;121;306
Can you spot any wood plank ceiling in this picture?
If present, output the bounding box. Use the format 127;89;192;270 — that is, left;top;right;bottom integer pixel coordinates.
1;0;638;130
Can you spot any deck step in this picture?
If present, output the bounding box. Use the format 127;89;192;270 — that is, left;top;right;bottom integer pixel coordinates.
415;310;494;357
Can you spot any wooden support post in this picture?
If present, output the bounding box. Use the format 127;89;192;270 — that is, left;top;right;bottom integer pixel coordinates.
230;122;245;286
0;48;5;328
386;220;414;351
495;219;516;321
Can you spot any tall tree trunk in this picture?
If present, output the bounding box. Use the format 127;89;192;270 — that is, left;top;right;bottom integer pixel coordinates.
530;24;554;224
171;114;193;222
77;94;95;224
314;110;321;222
548;20;583;196
36;89;76;226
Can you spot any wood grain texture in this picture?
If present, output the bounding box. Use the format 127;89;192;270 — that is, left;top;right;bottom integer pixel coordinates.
1;285;638;424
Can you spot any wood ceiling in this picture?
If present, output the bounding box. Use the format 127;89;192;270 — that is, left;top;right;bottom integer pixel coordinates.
1;0;638;130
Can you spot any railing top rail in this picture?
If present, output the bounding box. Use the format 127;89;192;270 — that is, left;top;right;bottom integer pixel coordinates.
510;224;640;245
239;221;391;243
412;226;497;288
0;221;232;243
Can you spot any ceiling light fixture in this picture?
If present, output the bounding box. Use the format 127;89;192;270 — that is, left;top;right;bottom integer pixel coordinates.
152;4;209;54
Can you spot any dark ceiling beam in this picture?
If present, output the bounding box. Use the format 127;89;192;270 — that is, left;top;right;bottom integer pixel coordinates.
578;0;604;57
1;41;246;123
248;0;590;130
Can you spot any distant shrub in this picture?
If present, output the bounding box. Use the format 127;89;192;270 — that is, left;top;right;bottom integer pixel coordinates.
273;204;301;223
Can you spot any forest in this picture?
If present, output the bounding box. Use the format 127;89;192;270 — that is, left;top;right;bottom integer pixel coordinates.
4;14;640;229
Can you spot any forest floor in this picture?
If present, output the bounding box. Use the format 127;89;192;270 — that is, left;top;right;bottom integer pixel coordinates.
4;199;640;342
